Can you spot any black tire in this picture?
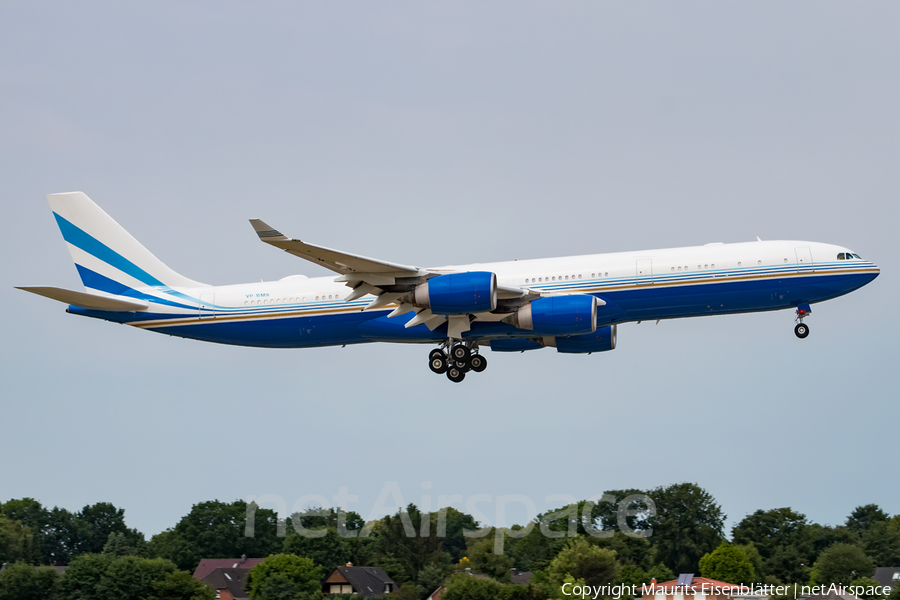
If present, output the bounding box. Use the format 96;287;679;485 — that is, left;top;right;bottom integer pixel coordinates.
450;344;471;362
470;354;487;373
447;366;466;383
794;323;810;339
429;348;446;361
457;360;471;373
429;355;448;374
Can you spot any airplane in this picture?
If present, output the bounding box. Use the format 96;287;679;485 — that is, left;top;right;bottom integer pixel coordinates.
18;192;880;383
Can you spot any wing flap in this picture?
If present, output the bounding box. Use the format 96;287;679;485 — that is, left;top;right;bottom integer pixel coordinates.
17;286;150;311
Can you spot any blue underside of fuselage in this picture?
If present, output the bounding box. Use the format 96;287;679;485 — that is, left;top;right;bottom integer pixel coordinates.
68;271;877;349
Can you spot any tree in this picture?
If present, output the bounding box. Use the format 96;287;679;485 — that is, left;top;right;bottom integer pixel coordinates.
812;543;874;586
732;508;810;564
0;562;59;600
466;533;514;581
148;500;282;571
94;556;177;600
699;542;756;585
547;538;620;589
646;483;724;574
245;554;323;600
0;516;37;565
78;502;144;555
418;562;452;598
441;573;504;600
145;569;216;600
846;506;890;537
847;577;887;600
861;519;900;566
0;499;49;564
55;552;115;599
103;531;146;557
370;504;448;584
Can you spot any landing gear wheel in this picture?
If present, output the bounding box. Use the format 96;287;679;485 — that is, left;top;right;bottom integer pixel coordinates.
429;354;448;374
447;365;466;383
469;354;487;373
429;348;446;361
794;323;810;339
450;344;471;363
457;360;471;373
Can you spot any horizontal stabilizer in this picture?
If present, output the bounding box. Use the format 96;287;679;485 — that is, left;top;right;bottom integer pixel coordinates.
16;286;149;312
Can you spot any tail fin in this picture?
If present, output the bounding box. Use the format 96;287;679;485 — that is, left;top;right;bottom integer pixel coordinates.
48;192;204;293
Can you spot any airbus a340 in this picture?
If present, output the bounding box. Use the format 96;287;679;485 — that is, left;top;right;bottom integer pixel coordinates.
19;192;879;382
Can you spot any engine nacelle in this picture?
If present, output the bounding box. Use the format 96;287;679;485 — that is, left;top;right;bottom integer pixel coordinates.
506;295;597;336
410;272;497;315
549;325;617;354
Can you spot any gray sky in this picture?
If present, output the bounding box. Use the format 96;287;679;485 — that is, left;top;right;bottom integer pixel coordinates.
2;1;897;539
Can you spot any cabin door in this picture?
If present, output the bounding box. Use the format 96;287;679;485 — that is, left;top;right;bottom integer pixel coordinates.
795;247;814;272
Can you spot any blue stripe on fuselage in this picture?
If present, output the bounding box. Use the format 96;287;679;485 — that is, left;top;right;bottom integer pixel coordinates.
67;269;878;348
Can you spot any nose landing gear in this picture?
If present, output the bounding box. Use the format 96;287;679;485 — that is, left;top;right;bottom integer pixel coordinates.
794;303;811;339
427;342;487;382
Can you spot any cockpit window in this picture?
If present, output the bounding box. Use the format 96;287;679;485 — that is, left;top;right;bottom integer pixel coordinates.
852;253;861;259
837;253;846;260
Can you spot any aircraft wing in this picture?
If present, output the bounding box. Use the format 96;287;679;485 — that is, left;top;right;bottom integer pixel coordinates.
249;220;426;285
17;286;149;311
250;220;541;333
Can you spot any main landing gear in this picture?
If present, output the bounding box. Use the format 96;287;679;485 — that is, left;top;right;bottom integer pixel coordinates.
794;304;811;339
428;342;487;383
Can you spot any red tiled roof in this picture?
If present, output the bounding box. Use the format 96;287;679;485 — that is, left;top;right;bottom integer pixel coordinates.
193;558;265;581
653;576;746;592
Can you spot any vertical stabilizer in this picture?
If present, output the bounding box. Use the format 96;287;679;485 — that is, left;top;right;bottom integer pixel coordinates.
48;192;205;293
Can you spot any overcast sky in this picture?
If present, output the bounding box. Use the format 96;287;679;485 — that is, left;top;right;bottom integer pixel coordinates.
1;1;897;539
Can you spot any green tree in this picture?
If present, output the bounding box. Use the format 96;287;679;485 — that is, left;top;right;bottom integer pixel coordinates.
547;538;620;589
861;519;900;566
699;542;756;584
103;531;146;557
732;508;810;565
0;561;59;600
847;577;888;600
466;533;514;581
812;543;874;586
148;500;282;571
0;516;37;564
245;554;322;600
283;527;349;571
418;562;452;597
145;569;216;600
0;499;49;564
846;506;890;537
55;552;115;599
78;503;144;555
370;504;448;584
94;556;177;600
646;483;724;574
441;573;503;600
56;553;182;600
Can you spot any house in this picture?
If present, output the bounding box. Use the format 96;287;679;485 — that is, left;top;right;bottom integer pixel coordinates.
192;557;265;581
200;567;251;600
873;568;900;590
645;574;767;600
323;564;396;596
